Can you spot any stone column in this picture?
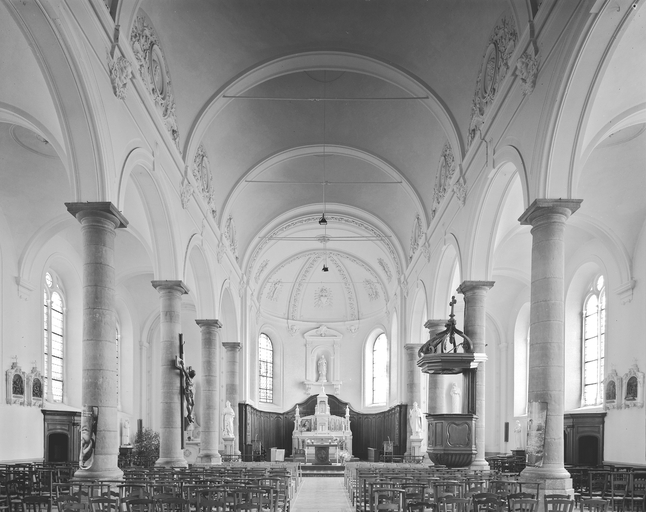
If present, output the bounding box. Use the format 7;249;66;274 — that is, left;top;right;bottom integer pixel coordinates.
424;320;447;415
404;343;423;456
457;280;495;471
222;341;241;454
195;319;222;465
66;202;128;481
151;280;189;467
519;199;581;490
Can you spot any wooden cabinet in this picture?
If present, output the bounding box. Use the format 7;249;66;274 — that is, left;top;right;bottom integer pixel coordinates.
42;409;81;464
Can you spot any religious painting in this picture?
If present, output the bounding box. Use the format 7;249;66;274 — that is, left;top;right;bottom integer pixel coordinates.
80;405;99;470
300;418;311;432
526;401;547;467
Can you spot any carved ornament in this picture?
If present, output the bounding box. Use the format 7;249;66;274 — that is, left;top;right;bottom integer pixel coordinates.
453;176;467;207
604;369;622;410
515;48;540;96
409;213;423;261
6;360;26;406
192;145;217;220
255;260;269;284
107;50;133;100
467;13;518;147
377;258;392;283
224;216;239;262
432;142;457;220
130;12;181;153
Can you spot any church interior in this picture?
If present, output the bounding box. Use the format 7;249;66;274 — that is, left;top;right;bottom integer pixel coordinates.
1;0;646;508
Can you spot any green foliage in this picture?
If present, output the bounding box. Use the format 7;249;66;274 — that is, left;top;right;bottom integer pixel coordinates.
132;427;159;466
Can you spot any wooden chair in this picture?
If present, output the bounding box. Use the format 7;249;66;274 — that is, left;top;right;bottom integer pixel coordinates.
472;493;505;512
89;497;119;512
437;496;471;512
628;473;646;512
195;498;227;512
544;494;574;512
20;496;51;512
123;498;158;512
609;472;630;511
155;497;189;512
582;499;610;512
508;497;538;512
372;487;406;512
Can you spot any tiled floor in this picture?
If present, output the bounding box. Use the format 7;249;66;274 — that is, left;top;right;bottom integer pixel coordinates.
291;477;354;512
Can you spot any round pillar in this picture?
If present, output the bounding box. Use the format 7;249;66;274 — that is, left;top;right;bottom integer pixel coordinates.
457;280;495;471
222;341;241;454
195;319;222;465
66;202;128;481
519;199;581;486
151;280;189;467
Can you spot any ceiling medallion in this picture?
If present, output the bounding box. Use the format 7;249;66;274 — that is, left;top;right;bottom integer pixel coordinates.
130;11;181;153
467;13;518;147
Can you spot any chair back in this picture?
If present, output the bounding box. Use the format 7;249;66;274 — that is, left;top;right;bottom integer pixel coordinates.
124;498;158;512
89;497;119;512
21;496;52;512
544;497;574;512
581;499;609;512
438;497;470;512
472;492;504;512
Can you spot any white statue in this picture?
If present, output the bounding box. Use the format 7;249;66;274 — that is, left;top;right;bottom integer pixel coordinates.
409;402;423;436
318;355;328;383
222;400;235;438
514;420;523;449
450;383;461;413
121;418;131;446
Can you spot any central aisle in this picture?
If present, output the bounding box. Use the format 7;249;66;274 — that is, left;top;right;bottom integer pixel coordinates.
291;476;354;512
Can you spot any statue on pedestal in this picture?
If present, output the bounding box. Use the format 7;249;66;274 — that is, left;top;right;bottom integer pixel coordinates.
318;355;328;383
122;418;131;446
409;401;423;437
222;400;235;438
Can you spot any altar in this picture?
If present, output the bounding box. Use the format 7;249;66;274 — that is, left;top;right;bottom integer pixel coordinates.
293;386;352;462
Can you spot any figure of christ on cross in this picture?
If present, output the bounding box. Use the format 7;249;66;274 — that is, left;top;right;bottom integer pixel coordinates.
175;334;196;442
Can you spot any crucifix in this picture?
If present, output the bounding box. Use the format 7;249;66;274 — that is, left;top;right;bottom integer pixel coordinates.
175;333;196;449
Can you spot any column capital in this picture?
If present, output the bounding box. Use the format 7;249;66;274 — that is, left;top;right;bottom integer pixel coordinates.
196;319;222;329
222;341;241;352
518;198;582;226
151;280;190;294
457;281;495;295
424;319;446;333
66;202;128;228
404;343;423;352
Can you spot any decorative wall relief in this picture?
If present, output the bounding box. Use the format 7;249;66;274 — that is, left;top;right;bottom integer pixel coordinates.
180;165;194;209
224;216;239;262
130;11;181;153
623;365;644;408
467;13;518;147
255;260;269;284
364;279;379;302
6;360;26;406
27;366;43;408
515;48;540;96
377;258;392;283
314;286;333;308
266;280;283;302
604;370;622;410
192;145;217;220
409;214;423;261
431;142;457;220
107;51;133;100
453;176;467;207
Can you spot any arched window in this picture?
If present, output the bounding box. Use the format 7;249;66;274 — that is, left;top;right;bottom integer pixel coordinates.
583;275;606;406
372;333;388;405
258;333;273;403
43;271;65;403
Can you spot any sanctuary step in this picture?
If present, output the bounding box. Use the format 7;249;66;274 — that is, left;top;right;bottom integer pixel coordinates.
301;463;345;477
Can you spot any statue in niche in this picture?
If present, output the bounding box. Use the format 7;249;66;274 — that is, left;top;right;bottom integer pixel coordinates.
606;380;617;401
626;376;638;402
409;402;423;436
318;355;328;383
450;383;462;413
222;400;235;438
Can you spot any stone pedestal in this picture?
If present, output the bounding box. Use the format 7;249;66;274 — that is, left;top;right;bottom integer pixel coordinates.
409;436;424;458
222;436;236;456
195;319;222;465
66;202;127;481
151;280;189;468
222;341;241;454
457;281;494;471
518;199;582;491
